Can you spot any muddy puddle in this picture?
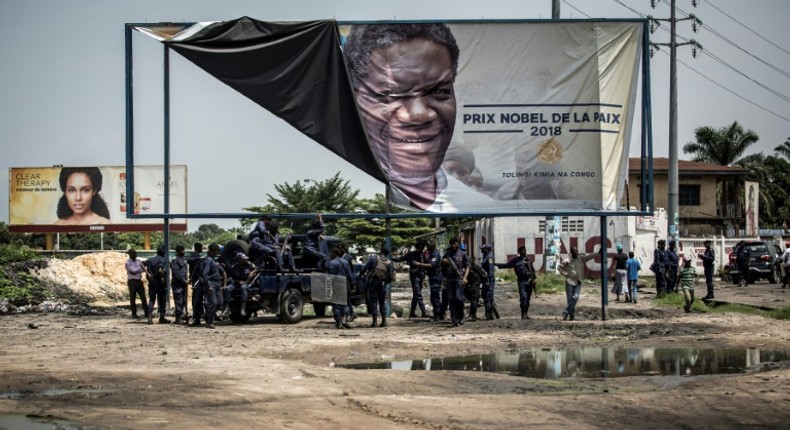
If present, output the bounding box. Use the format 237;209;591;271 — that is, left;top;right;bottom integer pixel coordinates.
0;413;84;429
340;347;789;378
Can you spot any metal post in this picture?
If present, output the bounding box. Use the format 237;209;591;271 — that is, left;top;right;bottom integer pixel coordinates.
385;186;392;318
163;44;172;310
124;25;135;219
552;0;560;19
668;0;679;243
600;216;608;321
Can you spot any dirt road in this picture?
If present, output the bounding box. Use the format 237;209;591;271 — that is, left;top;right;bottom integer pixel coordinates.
1;281;789;429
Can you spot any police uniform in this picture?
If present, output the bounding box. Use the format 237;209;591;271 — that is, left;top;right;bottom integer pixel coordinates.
194;253;221;328
304;221;327;269
480;246;497;320
424;247;444;321
363;253;394;327
187;248;204;320
442;246;470;327
328;256;353;329
145;251;168;323
170;251;188;323
227;253;256;316
496;254;533;319
392;249;427;318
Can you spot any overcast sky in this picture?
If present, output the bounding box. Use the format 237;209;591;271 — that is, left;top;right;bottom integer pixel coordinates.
1;0;788;231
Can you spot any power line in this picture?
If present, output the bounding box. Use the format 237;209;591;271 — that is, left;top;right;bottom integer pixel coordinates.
562;0;592;18
665;0;790;80
607;0;790;120
613;0;790;105
704;0;790;57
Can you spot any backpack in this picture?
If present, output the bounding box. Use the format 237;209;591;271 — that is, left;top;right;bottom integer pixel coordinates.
373;256;392;282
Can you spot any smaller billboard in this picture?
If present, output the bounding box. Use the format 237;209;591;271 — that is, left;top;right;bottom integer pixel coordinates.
9;165;188;233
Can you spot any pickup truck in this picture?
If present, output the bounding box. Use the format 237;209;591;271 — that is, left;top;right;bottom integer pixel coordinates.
219;234;365;324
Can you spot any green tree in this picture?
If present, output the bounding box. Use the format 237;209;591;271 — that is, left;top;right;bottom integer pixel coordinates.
774;137;790;161
334;194;434;252
683;121;759;166
242;172;361;235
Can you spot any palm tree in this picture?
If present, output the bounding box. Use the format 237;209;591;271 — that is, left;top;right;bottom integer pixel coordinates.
774;137;790;161
683;121;760;231
683;121;759;166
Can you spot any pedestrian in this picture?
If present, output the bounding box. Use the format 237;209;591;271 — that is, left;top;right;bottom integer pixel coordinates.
650;239;670;297
187;243;204;324
677;259;697;312
226;252;257;317
734;240;751;287
780;242;790;289
666;240;680;293
698;240;716;299
328;248;354;330
414;241;444;321
170;245;188;324
557;246;596;321
303;213;327;269
626;251;641;304
125;249;149;321
441;238;470;327
362;246;395;328
611;243;629;301
392;241;428;318
145;244;169;325
496;246;534;320
479;244;498;320
192;243;221;329
338;244;358;321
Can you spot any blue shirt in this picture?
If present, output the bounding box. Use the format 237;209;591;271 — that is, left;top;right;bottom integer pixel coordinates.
200;256;222;288
626;257;641;280
145;255;167;287
497;255;532;283
701;247;715;268
170;255;188;284
304;222;324;250
481;250;496;280
441;249;469;280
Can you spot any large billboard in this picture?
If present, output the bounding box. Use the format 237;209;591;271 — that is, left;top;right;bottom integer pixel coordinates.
141;18;646;215
9;165;187;233
340;22;641;213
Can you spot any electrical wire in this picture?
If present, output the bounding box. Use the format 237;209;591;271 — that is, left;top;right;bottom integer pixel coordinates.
700;0;790;57
562;0;592;18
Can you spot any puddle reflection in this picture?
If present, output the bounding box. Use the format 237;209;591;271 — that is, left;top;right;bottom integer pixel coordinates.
340;347;789;379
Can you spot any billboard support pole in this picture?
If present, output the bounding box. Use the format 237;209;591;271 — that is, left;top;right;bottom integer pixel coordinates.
163;44;172;311
600;216;608;321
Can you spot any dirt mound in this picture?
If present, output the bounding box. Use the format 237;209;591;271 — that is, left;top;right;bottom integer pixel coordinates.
31;252;131;306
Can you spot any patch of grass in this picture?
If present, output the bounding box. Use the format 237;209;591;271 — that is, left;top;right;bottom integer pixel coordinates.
0;267;52;304
654;291;789;319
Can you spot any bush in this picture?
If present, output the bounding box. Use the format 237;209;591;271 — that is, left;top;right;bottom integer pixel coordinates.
0;244;38;264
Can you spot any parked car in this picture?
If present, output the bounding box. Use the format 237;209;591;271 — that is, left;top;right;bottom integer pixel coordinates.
727;241;783;285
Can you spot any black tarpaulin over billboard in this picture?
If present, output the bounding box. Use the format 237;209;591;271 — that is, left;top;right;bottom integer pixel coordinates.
166;17;385;182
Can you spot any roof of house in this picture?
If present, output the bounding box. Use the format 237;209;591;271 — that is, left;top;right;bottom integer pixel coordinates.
629;157;751;176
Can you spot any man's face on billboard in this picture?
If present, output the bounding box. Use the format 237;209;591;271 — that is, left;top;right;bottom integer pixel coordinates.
354;39;456;185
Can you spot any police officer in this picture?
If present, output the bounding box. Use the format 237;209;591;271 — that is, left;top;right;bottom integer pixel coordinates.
193;243;221;329
652;240;670;296
145;244;170;325
392;241;428;318
170;245;188;325
496;246;534;320
666;240;680;293
304;213;327;269
414;241;443;322
226;252;257;317
328;248;354;329
187;243;204;324
338;244;358;321
698;240;716;299
362;246;394;328
441;238;470;328
479;244;497;320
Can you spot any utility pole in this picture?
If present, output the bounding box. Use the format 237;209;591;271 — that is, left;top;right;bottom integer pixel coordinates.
648;0;702;242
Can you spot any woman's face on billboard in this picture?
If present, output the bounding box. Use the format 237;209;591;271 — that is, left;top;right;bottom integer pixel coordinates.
64;172;96;216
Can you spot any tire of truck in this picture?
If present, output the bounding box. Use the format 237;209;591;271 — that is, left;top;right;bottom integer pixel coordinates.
313;303;327;317
221;240;250;268
280;288;304;324
730;275;740;286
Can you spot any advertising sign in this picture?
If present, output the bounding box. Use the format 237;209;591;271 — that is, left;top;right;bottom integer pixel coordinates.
9;165;188;233
340;21;642;213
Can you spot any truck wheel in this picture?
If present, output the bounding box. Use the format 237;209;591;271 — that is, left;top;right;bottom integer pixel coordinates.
730;275;740;286
280;289;304;324
313;303;327;317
